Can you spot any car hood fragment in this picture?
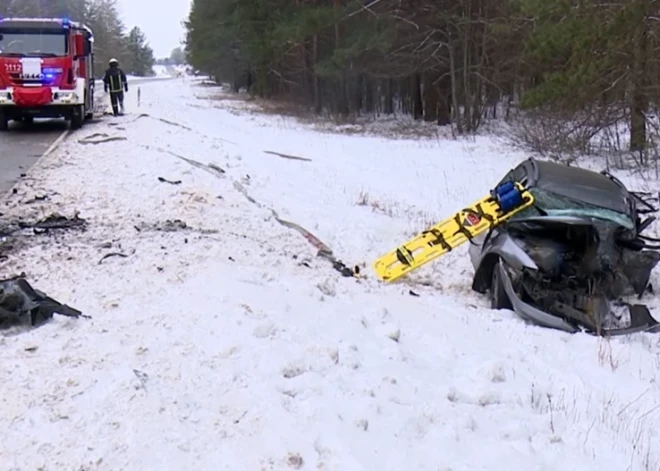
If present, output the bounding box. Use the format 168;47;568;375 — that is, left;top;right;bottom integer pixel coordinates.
0;277;84;328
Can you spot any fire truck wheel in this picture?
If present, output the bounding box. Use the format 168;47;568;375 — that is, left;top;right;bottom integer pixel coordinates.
22;116;34;125
70;105;84;130
0;111;8;131
84;92;93;120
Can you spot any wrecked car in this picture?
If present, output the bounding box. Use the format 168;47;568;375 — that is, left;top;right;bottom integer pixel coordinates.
468;158;660;336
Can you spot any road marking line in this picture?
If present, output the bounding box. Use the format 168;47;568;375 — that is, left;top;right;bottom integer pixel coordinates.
42;129;69;158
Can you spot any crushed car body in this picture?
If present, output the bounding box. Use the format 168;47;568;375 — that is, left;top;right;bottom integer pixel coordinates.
468;158;660;336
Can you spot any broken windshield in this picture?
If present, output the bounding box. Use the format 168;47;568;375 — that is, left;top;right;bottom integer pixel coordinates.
0;32;67;57
528;187;635;229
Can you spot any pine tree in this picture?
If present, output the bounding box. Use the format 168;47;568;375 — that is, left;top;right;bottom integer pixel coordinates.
521;0;657;152
170;47;185;65
184;0;241;86
125;26;155;76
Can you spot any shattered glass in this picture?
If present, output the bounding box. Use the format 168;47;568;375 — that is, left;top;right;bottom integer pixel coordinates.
524;188;635;230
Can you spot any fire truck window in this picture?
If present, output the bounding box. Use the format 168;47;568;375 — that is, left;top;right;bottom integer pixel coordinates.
0;32;67;57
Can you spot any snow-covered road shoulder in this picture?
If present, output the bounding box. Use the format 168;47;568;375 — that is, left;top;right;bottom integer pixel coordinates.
1;79;660;471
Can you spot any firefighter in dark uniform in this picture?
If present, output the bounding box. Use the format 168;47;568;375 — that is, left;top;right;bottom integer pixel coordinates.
103;58;128;116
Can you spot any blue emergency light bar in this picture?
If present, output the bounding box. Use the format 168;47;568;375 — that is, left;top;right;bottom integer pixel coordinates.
0;17;72;25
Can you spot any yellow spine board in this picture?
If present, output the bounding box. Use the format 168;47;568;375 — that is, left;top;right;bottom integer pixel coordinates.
372;184;535;282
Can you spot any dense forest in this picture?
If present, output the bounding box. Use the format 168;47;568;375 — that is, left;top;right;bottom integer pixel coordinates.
183;0;660;164
0;0;155;77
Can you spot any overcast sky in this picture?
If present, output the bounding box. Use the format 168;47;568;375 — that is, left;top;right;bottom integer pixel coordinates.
116;0;192;58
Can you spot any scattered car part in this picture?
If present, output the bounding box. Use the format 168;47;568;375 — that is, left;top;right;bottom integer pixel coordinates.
0;277;83;327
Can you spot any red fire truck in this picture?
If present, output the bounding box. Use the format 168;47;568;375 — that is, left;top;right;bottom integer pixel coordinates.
0;17;95;131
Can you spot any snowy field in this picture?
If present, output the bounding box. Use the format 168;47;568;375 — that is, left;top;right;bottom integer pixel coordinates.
1;76;660;470
93;65;178;90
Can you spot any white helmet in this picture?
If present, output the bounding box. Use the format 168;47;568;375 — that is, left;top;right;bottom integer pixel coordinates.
109;58;119;65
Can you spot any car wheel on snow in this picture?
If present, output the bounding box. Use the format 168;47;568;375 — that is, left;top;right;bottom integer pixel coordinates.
491;260;513;310
0;110;8;131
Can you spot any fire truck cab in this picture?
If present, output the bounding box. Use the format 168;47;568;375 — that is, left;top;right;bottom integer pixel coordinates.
0;17;95;131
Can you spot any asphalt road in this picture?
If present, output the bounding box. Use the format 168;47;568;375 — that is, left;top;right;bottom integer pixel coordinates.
0;77;174;196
